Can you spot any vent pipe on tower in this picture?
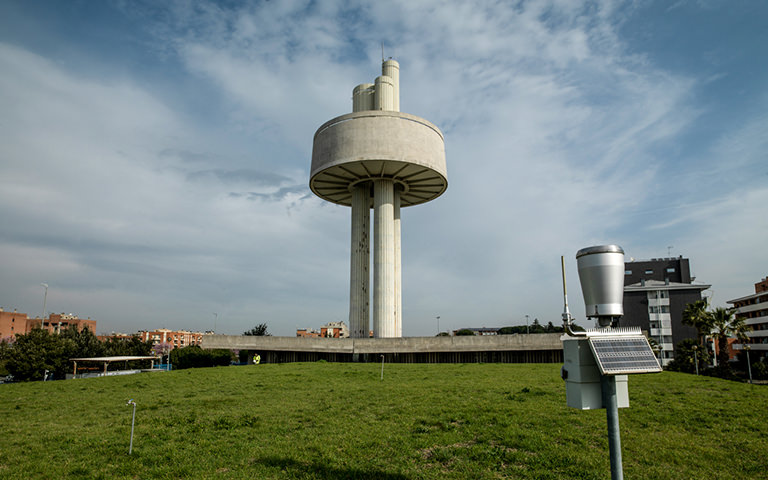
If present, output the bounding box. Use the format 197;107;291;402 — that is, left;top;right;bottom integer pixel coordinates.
374;75;394;111
353;83;374;112
382;59;400;112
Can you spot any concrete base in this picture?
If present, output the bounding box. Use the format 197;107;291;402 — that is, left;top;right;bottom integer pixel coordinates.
204;333;564;354
203;334;565;364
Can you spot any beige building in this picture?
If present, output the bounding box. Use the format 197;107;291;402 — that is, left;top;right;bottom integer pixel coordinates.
296;321;350;338
728;276;768;361
0;309;96;339
138;328;204;349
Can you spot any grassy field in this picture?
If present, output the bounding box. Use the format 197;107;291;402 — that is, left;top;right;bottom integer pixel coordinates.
0;362;766;479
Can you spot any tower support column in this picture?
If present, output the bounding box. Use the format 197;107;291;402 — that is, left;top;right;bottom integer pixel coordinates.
349;184;370;338
373;179;396;337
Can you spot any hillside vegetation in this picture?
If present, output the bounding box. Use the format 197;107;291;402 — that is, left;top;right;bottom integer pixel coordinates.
0;363;765;479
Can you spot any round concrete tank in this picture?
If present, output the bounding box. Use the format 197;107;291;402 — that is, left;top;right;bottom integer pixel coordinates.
576;245;625;320
353;83;374;112
375;75;395;111
310;111;447;207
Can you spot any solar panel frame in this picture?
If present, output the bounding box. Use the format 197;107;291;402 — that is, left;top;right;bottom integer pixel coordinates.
587;336;662;375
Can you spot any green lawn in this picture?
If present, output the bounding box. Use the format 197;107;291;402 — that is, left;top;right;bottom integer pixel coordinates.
0;363;765;479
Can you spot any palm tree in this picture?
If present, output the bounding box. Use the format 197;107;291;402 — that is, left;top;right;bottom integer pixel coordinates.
710;307;749;367
682;299;714;345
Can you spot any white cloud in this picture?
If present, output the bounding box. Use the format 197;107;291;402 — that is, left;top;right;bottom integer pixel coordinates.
0;1;765;335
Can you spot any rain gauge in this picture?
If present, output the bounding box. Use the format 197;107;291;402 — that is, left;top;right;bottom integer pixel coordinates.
560;245;661;480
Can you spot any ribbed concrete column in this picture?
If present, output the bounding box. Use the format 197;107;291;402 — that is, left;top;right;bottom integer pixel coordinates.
373;179;396;338
394;188;402;337
349;184;370;338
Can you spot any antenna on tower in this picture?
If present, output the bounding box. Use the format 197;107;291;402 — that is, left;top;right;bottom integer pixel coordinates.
381;42;384;62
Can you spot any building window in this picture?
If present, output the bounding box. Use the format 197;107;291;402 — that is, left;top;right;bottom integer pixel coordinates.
645;269;653;275
666;267;675;273
625;270;632;275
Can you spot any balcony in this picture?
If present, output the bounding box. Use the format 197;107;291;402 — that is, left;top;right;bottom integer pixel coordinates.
648;297;670;307
733;303;768;314
732;343;768;351
745;316;768;326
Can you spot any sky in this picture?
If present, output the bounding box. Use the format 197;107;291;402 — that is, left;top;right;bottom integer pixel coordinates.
1;0;766;337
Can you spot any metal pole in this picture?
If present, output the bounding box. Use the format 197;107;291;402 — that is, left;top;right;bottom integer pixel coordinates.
40;283;48;329
601;375;623;480
380;355;384;381
746;348;752;384
693;349;699;376
436;316;440;335
525;314;529;334
127;399;136;455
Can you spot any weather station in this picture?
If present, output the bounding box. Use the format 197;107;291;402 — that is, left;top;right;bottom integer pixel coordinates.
560;245;662;480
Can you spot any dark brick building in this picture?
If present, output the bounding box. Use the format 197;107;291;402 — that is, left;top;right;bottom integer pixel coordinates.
620;256;710;366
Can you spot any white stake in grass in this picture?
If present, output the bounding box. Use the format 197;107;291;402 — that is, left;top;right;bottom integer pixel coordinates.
126;399;136;454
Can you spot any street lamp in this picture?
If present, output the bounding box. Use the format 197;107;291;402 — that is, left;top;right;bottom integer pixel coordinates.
692;345;699;376
525;314;529;334
40;283;48;329
436;316;440;336
213;312;218;333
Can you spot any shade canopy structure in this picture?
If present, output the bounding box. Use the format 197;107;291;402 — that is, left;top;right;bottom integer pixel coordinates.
70;355;161;376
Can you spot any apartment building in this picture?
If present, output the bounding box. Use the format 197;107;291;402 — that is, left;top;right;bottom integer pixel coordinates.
138;328;204;349
728;276;768;361
0;309;96;338
621;256;710;366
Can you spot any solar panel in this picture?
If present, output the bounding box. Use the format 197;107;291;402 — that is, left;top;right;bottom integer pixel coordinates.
587;336;662;375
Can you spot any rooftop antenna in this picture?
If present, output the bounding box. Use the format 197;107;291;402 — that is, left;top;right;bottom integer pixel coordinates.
667;245;673;257
381;42;384;62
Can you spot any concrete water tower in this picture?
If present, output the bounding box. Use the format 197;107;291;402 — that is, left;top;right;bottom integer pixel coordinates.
310;59;447;338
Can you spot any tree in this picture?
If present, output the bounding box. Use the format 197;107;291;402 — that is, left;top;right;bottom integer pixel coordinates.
103;335;153;357
152;341;173;357
682;299;714;345
498;326;525;335
5;329;65;381
243;323;270;336
710;307;749;368
530;318;545;334
0;336;14;377
60;325;104;359
455;329;476;336
667;338;710;374
170;345;233;369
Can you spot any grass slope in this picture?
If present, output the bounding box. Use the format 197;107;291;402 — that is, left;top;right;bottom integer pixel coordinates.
0;363;766;479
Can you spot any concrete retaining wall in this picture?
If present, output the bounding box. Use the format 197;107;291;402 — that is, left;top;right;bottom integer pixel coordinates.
203;334;563;360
